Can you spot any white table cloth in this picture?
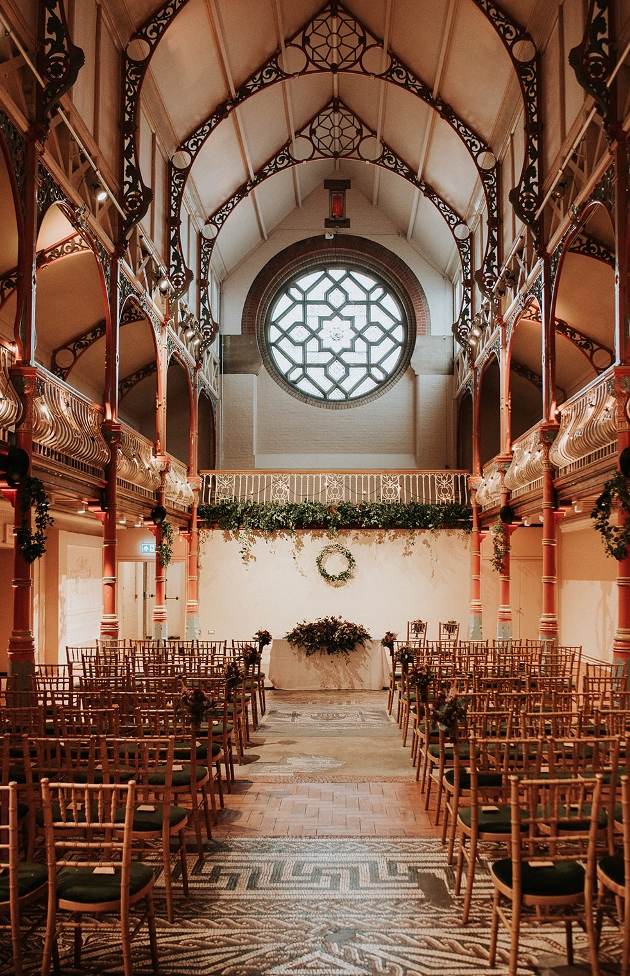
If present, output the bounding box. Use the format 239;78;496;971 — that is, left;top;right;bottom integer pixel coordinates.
268;639;388;691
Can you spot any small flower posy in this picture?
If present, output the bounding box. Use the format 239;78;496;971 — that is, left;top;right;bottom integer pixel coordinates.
395;646;415;668
431;691;468;739
409;665;435;697
176;677;213;726
381;631;397;651
243;644;262;667
225;660;242;685
254;629;272;647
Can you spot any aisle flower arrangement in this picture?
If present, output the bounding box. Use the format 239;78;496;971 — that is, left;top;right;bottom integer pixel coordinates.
431;690;468;740
380;631;397;652
285;616;371;659
176;678;213;727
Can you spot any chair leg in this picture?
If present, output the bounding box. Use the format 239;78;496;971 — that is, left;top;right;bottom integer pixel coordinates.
179;828;189;897
146;890;159;974
508;902;521;976
488;889;501;967
565;919;573;967
461;833;478;924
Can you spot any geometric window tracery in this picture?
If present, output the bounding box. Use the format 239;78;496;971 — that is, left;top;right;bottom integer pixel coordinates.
265;266;408;406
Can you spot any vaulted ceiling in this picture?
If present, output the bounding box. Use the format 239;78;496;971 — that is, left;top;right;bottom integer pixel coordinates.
114;0;550;289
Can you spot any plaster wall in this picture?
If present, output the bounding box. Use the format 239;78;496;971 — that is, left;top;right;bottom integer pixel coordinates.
479;527;543;643
558;518;617;662
219;175;456;470
198;528;474;643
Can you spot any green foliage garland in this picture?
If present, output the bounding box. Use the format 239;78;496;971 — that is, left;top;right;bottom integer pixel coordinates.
592;471;630;560
156;519;174;566
16;477;54;563
199;499;472;536
490;518;510;574
285;615;371;660
316;543;355;585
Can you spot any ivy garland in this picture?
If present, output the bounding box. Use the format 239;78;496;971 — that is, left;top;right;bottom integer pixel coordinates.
316;543;355;585
592;471;630;560
16;477;54;563
490;518;510;574
200;500;471;534
156;519;174;567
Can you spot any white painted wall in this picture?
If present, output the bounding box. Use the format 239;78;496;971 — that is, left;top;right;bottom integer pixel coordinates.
198;528;474;642
219;172;456;470
558;517;617;662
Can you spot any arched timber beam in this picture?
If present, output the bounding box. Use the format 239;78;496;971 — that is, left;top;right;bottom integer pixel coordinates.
198;100;472;343
165;0;499;298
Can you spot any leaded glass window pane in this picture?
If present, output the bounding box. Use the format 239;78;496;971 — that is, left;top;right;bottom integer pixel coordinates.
265;267;409;405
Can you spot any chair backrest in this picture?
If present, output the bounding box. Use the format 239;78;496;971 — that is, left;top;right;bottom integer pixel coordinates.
0;781;20;882
438;620;460;643
406;620;427;642
512;774;603;866
41;778;137;884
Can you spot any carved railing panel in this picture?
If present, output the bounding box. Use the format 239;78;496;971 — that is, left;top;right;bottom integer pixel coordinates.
0;345;20;438
475;459;502;510
117;423;161;494
549;370;617;475
200;471;469;507
165;455;194;508
32;368;109;476
504;423;545;498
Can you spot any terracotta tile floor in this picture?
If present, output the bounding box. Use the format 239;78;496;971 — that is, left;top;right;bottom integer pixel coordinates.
214;779;441;837
213;690;441;838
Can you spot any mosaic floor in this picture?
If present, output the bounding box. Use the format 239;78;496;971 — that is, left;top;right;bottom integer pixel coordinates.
3;692;623;975
10;838;621;975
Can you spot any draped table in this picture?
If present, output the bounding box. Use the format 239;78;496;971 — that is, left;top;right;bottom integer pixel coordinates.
268;639;388;691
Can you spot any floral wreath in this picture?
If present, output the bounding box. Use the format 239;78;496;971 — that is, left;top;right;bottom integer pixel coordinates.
316;543;355;585
592;471;630;560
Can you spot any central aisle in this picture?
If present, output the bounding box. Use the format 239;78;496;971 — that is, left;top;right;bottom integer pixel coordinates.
213;689;437;838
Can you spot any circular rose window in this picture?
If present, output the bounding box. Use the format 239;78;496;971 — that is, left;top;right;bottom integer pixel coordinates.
262;265;411;407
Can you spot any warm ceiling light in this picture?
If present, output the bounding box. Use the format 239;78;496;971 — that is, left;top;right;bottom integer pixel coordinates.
158;276;170;294
77;501;87;514
90;179;108;202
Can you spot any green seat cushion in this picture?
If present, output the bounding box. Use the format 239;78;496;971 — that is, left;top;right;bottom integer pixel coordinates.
427;743;471;760
67;768;136;785
0;862;47;902
444;768;503;790
212;723;233;736
458;805;523;833
148;765;208;788
599;854;624;888
491;857;585;897
114;803;188;832
614;802;623;824
55;861;154;904
17;802;29;821
536;803;607;831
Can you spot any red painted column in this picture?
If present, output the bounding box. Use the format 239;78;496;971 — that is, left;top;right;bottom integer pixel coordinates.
100;248;123;642
610;123;630;675
152;471;169;641
468;480;483;640
185;369;200;638
496;463;514;641
468;360;484;639
152;305;169;640
538;424;561;644
8;128;41;680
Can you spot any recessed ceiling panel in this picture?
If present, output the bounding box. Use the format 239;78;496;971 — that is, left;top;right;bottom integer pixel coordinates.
147;0;226;142
192;116;249;216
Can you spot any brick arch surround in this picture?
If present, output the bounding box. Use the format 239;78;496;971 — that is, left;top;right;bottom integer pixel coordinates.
241;235;430;338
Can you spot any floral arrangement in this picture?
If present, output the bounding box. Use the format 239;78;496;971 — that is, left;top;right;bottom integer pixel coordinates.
156;519;174;567
409;665;435;697
431;691;468;740
285;616;370;659
243;644;262;667
176;677;213;727
395;646;415;668
592;471;630;560
16;476;54;563
491;519;510;574
254;629;272;648
224;661;242;686
316;543;355;585
381;631;397;652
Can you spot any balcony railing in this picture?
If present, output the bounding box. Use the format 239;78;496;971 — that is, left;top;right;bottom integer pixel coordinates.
199;470;470;507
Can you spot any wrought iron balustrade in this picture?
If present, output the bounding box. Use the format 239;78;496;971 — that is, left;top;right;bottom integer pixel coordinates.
199;470;469;507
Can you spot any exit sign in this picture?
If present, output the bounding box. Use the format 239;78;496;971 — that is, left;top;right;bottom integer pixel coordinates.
141;543;156;554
